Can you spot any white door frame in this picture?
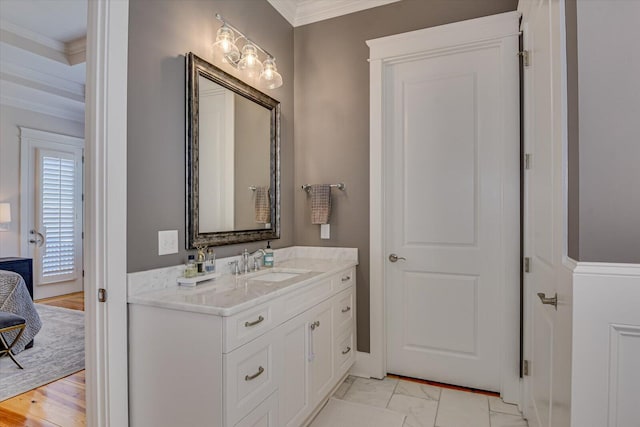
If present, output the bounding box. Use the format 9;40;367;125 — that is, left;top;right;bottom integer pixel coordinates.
19;127;84;300
364;11;522;403
85;0;129;425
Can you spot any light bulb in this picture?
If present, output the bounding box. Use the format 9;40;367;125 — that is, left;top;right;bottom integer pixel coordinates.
213;26;239;63
238;43;263;82
259;57;283;89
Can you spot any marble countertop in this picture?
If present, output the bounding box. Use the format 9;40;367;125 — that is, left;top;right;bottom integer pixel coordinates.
127;258;357;317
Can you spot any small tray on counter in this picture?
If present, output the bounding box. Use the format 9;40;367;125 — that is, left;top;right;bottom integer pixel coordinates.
177;271;222;287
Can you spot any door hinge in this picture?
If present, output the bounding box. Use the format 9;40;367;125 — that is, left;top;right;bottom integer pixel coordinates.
519;50;530;67
524;257;531;273
524;153;532;170
524;360;531;376
98;288;107;302
82;269;85;278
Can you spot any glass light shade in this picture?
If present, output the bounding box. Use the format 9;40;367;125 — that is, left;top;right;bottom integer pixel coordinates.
259;58;283;89
238;44;263;81
213;26;240;63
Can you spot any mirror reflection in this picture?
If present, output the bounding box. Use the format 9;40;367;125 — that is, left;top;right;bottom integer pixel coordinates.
198;76;271;233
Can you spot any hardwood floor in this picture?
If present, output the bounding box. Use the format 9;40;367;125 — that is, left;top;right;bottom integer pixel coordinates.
0;292;86;427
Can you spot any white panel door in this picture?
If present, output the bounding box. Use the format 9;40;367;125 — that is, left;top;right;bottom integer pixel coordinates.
385;32;519;391
520;1;571;426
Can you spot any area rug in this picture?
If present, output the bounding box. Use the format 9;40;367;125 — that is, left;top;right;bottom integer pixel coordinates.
310;398;406;427
0;304;84;401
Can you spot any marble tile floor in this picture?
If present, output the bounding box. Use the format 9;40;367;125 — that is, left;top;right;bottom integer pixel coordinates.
326;375;529;427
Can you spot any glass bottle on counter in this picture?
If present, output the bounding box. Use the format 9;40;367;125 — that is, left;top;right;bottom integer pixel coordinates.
196;246;206;274
184;255;197;278
205;248;216;273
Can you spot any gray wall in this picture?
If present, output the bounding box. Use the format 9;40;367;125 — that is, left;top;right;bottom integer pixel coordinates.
577;1;640;263
127;0;294;272
565;0;579;260
293;0;519;352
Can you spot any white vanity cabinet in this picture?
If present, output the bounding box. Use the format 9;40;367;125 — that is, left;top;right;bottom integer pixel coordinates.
128;265;356;427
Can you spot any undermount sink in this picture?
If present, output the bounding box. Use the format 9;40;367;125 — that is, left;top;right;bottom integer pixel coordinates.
250;269;311;283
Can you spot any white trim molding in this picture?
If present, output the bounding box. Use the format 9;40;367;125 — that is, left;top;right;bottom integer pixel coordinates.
267;0;400;27
366;11;522;400
571;261;640;427
85;0;129;425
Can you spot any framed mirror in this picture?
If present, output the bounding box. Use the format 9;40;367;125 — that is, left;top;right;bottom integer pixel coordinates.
186;52;280;248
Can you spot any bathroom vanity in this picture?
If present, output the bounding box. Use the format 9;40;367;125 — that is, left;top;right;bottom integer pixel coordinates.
128;251;357;427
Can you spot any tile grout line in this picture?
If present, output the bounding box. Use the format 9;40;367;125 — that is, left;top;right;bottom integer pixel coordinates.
385;378;401;409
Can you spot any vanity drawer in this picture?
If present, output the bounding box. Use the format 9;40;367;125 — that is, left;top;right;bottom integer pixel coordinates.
333;288;354;335
224;328;281;427
335;268;355;289
282;278;333;319
335;328;355;377
234;391;279;427
224;301;281;353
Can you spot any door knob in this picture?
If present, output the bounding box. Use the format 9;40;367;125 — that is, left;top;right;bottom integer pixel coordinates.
29;229;45;247
537;292;558;310
389;254;406;263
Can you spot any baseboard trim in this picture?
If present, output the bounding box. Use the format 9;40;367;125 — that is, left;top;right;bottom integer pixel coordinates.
349;351;383;379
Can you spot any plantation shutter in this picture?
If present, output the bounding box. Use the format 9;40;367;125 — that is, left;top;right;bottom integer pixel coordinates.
40;153;77;281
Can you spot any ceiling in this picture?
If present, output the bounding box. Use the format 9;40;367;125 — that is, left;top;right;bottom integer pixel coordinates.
0;0;397;123
267;0;402;27
0;0;87;43
0;0;87;122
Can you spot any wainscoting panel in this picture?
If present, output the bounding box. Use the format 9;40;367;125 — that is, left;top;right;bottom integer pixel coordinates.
572;263;640;427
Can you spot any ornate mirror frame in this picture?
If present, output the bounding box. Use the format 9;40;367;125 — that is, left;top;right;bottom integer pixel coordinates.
186;52;281;249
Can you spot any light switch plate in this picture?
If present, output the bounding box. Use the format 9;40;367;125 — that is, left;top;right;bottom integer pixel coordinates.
320;224;330;239
158;230;178;255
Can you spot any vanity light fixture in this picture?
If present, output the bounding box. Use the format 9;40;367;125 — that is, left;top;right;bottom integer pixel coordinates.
213;14;283;89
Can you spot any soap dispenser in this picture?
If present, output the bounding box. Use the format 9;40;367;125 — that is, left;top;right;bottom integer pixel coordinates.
263;241;274;267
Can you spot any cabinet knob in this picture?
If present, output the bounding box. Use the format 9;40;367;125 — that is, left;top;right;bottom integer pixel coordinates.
342;346;352;355
341;306;351;313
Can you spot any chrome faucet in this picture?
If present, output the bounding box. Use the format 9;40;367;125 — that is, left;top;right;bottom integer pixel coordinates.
242;249;251;274
228;260;240;275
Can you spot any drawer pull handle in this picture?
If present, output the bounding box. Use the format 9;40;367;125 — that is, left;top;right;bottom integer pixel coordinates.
341;276;351;282
310;320;320;330
342;346;352;355
341;306;351;313
245;366;265;381
245;315;265;327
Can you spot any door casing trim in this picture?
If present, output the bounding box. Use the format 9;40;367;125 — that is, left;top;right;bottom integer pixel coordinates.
360;11;522;404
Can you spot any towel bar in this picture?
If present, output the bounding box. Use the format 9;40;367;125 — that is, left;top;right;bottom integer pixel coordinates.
301;183;345;192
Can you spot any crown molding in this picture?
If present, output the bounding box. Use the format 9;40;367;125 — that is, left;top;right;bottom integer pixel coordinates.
1;79;85;123
66;36;86;66
267;0;297;26
267;0;401;27
1;60;85;99
0;19;65;52
0;19;86;65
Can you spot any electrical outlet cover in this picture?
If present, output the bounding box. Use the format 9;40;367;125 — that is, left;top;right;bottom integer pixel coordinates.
158;230;179;255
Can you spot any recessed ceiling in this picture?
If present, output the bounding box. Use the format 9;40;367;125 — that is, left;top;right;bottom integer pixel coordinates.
0;0;87;43
0;0;87;122
267;0;402;27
